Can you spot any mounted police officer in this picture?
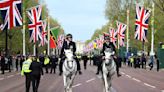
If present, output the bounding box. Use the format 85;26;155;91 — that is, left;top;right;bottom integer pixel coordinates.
99;34;121;77
59;34;82;76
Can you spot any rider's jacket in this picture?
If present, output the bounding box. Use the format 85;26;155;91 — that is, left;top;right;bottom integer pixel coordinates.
101;42;116;56
60;40;76;58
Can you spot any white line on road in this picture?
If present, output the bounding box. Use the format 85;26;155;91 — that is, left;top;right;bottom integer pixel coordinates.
126;75;132;78
7;75;14;78
86;78;95;83
132;78;141;82
120;72;125;75
144;83;156;88
72;83;82;88
161;90;164;92
0;78;4;81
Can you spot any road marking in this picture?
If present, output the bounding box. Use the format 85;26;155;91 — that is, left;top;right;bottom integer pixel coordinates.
86;78;95;83
72;83;82;88
7;75;14;78
132;78;141;82
144;83;156;88
126;75;132;78
120;72;125;75
0;78;4;81
161;90;164;92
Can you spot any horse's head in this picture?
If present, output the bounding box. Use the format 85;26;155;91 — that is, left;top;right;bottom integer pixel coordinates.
104;48;115;63
64;49;73;61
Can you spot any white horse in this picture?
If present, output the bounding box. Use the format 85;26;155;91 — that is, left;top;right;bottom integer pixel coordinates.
102;48;116;92
63;49;77;92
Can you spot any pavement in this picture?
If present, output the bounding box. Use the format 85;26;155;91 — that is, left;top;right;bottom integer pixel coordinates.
0;61;164;92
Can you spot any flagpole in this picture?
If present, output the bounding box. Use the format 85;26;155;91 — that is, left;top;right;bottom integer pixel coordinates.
33;44;36;56
22;3;26;56
5;29;8;56
47;15;50;56
150;2;155;56
126;9;130;53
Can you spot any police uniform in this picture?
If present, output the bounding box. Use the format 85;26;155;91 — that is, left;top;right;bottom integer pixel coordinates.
82;55;88;70
59;40;81;75
21;58;32;92
0;55;5;74
101;40;121;77
44;57;50;73
30;58;43;92
50;55;58;74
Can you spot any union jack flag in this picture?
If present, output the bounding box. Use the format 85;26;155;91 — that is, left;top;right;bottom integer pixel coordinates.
109;28;117;48
57;34;64;48
135;4;151;42
39;20;47;46
27;5;42;43
0;0;22;30
98;35;104;48
117;21;126;47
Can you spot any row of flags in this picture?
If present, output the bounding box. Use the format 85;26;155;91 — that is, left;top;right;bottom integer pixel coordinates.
84;4;151;53
0;0;64;49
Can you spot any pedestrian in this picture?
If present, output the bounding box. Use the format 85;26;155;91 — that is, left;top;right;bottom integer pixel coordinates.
21;55;33;92
82;55;88;70
44;56;50;73
20;56;25;71
149;55;154;70
141;54;146;69
155;55;159;72
1;54;5;74
30;56;43;92
8;55;13;72
115;56;121;77
50;55;58;74
16;56;20;71
96;55;103;75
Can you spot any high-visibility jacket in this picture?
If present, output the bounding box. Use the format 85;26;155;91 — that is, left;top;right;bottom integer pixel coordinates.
44;57;50;65
130;57;134;63
21;58;32;76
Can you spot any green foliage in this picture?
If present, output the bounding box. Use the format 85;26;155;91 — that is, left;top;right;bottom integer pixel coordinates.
88;0;164;52
0;0;64;54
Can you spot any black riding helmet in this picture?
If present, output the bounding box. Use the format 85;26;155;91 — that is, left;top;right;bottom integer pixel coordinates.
66;34;73;39
103;33;110;40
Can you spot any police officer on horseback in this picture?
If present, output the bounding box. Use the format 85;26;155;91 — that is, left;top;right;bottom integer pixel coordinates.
99;33;121;77
59;34;82;76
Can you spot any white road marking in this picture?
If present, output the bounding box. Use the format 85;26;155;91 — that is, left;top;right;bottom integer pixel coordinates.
86;78;95;83
126;75;132;78
132;78;141;82
0;78;4;81
120;72;125;75
144;83;156;88
7;75;14;78
161;90;164;92
72;83;82;88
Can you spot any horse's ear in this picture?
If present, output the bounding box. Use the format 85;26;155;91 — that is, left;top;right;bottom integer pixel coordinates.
64;49;67;53
112;51;115;55
104;51;107;55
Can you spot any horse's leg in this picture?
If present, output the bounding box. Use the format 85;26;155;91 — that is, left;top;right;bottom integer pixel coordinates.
68;73;76;92
107;76;112;92
103;72;109;92
63;75;67;92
